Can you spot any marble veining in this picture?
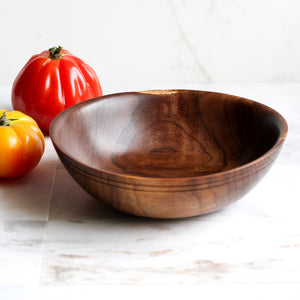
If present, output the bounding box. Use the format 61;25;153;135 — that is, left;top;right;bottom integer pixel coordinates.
168;0;212;83
38;217;300;285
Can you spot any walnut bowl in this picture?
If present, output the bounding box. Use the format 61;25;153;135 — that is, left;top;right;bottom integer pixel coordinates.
50;90;288;218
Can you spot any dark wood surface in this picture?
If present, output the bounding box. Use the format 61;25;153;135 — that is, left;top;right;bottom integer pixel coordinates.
50;90;288;218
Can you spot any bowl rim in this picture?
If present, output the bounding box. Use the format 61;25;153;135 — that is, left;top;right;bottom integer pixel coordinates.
49;89;288;183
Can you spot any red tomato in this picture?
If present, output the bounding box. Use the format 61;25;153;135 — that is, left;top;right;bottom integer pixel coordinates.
12;46;102;134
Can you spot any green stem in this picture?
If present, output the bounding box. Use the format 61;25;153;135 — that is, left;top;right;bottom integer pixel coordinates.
48;45;63;59
0;112;11;126
0;112;18;126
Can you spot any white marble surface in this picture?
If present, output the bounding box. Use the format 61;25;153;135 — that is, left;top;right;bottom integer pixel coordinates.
1;1;300;87
0;84;299;299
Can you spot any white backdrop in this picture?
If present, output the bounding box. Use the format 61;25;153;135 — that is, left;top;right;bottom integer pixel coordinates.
1;0;299;88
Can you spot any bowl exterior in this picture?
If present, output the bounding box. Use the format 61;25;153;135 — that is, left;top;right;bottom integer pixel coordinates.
54;142;284;219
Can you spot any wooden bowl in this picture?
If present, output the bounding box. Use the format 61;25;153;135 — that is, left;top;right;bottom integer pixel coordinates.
50;90;288;219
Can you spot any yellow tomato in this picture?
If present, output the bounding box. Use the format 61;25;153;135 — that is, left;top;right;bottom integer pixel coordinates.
0;109;45;178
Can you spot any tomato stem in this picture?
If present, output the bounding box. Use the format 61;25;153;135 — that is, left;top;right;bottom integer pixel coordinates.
0;112;18;126
0;112;11;126
48;46;63;60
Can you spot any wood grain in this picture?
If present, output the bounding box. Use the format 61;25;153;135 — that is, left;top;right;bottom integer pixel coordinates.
50;90;288;218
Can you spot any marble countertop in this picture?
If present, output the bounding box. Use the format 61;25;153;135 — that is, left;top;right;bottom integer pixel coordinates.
0;84;299;299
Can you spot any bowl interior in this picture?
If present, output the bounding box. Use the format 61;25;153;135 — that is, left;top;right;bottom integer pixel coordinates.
51;90;285;178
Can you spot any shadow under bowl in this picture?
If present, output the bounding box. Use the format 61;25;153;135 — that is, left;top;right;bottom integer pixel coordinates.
50;90;288;218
